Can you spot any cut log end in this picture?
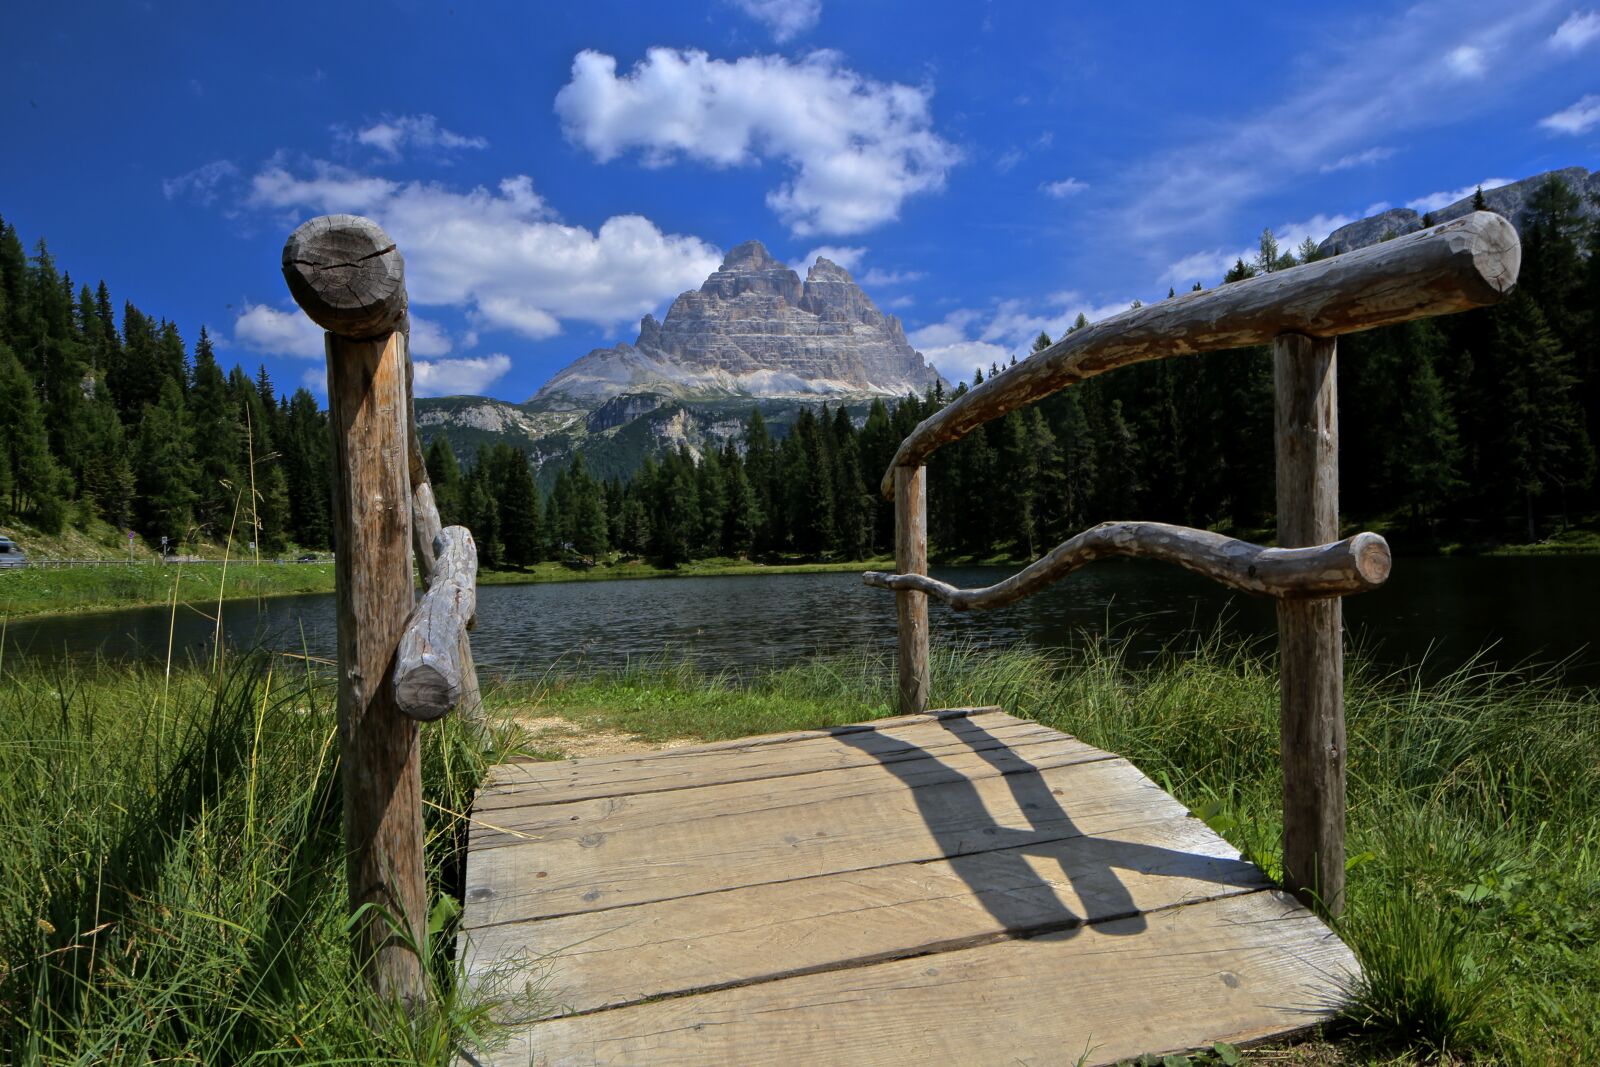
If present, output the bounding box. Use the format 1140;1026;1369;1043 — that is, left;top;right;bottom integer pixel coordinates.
1458;210;1521;299
1348;531;1392;590
282;214;407;339
394;658;459;723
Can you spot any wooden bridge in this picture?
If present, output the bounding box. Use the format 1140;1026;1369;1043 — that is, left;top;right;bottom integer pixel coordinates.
281;211;1520;1063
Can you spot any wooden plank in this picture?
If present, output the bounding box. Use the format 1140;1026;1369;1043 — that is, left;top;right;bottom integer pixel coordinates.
467;730;1115;853
477;890;1357;1067
865;522;1391;605
477;709;1034;810
1274;333;1347;917
463;816;1271;1016
894;464;929;714
882;211;1519;492
463;755;1183;927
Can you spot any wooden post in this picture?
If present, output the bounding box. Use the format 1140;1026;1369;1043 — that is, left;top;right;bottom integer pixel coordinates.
1273;332;1346;917
894;465;930;714
283;215;428;1004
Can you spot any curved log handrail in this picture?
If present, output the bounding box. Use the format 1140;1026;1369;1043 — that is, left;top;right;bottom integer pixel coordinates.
393;526;479;722
862;522;1391;609
881;212;1520;497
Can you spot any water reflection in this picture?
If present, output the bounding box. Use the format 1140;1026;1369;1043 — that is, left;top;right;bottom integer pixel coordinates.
3;556;1596;686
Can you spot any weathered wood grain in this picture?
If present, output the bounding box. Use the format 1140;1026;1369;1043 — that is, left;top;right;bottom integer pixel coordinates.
1274;333;1347;917
865;522;1390;608
463;816;1270;1017
467;731;1113;852
894;465;930;714
478;890;1356;1067
393;526;478;722
321;328;427;1005
881;211;1521;496
462;755;1181;927
480;703;1011;806
282;215;407;338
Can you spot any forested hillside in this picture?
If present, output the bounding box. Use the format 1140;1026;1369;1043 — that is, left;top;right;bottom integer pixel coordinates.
0;213;333;552
4;174;1595;566
432;177;1600;566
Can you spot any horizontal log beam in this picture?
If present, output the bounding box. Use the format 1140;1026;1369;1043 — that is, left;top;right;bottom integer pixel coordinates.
882;212;1520;497
393;526;478;722
862;523;1391;609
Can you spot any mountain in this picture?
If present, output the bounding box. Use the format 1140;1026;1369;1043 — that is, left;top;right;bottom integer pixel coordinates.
417;240;945;485
1316;166;1600;256
531;240;944;407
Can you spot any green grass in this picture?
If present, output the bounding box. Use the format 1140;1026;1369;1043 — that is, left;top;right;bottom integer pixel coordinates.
0;560;338;619
0;654;527;1064
503;638;1600;1064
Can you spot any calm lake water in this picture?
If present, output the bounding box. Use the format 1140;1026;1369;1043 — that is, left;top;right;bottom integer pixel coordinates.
5;556;1596;686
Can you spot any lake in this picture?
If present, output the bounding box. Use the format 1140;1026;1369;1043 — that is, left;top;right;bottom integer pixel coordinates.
4;555;1596;686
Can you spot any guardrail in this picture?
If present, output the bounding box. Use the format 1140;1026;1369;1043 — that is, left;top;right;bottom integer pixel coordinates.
863;212;1521;917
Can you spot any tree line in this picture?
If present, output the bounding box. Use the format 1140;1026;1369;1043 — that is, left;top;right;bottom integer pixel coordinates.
428;176;1599;567
0;212;333;551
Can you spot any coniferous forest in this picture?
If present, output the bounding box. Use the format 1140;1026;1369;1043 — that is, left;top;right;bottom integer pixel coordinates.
3;175;1596;565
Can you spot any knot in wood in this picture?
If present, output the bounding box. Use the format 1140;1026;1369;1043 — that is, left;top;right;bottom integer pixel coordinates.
282;214;407;339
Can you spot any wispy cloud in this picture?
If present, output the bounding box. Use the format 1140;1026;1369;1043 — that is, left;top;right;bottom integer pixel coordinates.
860;267;924;287
162;160;240;205
1549;9;1600;50
789;245;866;273
1444;44;1488;77
1405;178;1513;211
1319;146;1395;173
412;354;512;397
343;114;487;161
1040;177;1088;198
907;292;1134;381
1539;94;1600;134
554;48;961;236
1159;213;1358;288
726;0;821;43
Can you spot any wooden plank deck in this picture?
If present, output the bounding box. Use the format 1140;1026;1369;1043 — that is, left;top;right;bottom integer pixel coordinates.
458;708;1357;1066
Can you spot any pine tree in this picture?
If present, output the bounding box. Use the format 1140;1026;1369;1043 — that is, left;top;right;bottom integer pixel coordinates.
188;327;242;537
425;436;464;526
80;387;134;527
132;379;198;544
0;341;65;529
495;446;542;566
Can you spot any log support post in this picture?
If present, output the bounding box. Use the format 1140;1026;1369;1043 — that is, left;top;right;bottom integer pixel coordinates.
284;215;428;1005
894;465;930;714
1273;333;1346;918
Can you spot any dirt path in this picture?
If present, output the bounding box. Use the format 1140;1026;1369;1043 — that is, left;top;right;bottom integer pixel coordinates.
506;714;693;759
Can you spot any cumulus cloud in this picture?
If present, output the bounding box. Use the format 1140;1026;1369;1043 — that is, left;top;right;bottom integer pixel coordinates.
407;314;452;357
234;302;325;359
727;0;820;42
162;160;240;205
1319;146;1394;173
1405;178;1513;211
907;294;1134;383
348;114;487;160
554;48;960;235
1539;94;1600;133
1549;9;1600;50
1040;177;1088;198
790;245;866;273
412;354;513;397
245;161;722;339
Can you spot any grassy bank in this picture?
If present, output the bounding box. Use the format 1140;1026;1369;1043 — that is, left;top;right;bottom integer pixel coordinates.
0;655;517;1063
503;641;1600;1063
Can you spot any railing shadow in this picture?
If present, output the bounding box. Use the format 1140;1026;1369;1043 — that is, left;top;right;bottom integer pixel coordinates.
832;714;1264;939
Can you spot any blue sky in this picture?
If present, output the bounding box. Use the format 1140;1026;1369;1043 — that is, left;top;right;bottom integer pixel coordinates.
3;1;1597;401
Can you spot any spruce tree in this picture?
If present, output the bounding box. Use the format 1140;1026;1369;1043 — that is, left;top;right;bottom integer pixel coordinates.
495;446;542;566
0;341;65;529
132;379;198;544
425;436;464;525
188;327;242;538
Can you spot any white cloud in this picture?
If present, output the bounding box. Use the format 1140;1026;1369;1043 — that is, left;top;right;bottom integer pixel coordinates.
1405;178;1513;212
994;148;1024;173
727;0;821;42
1539;94;1600;133
859;266;924;287
234;302;325;359
554;48;961;236
162;160;240;204
1319;146;1394;172
1159;213;1355;287
907;294;1135;382
790;245;866;273
1040;177;1088;198
1445;44;1488;77
407;315;452;357
246;161;722;340
1549;10;1600;50
349;114;487;160
1117;3;1563;261
412;354;513;397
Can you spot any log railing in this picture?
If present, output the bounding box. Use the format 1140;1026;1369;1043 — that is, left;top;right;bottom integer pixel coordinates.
282;214;484;1006
863;212;1521;917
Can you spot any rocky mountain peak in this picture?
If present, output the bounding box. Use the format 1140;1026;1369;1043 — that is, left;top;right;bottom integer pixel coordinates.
532;239;945;406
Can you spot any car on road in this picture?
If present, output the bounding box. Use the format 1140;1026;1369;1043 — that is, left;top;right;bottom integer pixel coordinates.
0;537;28;569
297;554;319;563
